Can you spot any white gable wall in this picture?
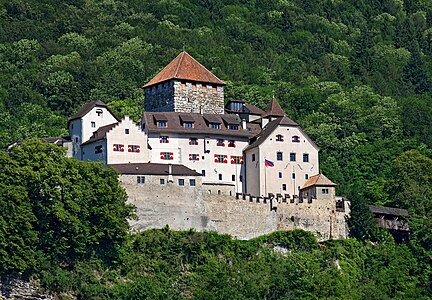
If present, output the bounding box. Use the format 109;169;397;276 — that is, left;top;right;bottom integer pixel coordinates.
106;117;149;164
245;125;319;197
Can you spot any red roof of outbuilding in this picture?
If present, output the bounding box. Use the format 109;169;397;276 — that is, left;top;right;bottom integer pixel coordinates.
144;51;225;88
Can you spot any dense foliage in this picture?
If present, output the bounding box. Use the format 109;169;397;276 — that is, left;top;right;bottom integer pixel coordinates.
0;140;134;275
39;229;431;299
1;0;432;298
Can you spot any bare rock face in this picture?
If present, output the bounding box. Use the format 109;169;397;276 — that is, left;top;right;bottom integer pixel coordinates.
0;275;53;300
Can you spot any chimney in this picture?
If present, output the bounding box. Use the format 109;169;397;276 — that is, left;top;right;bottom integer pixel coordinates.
168;164;173;183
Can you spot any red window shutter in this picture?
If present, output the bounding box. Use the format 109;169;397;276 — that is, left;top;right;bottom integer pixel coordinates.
136;145;140;153
120;144;124;152
113;144;117;151
128;145;132;152
160;137;162;143
196;155;199;161
189;139;192;145
169;152;173;160
189;154;192;160
240;157;243;164
230;156;235;164
160;152;164;159
223;155;228;164
166;138;169;143
214;154;218;163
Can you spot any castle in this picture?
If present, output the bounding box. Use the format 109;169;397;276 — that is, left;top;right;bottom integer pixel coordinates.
68;52;350;240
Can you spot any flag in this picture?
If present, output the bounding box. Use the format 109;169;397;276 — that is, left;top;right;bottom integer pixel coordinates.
265;159;274;167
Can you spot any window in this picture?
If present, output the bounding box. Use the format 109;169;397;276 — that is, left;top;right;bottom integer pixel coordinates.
96;109;103;116
277;152;283;161
292;135;300;143
278;172;282;178
91;121;96;128
219;174;222;180
232;175;235;181
75;137;78;143
210;123;220;129
95;145;103;154
113;144;124;152
231;156;243;164
160;136;169;143
189;154;199;161
128;145;140;153
282;184;287;191
217;139;224;146
160;152;173;160
292;173;296;179
178;179;185;186
276;134;284;142
303;153;309;162
137;176;145;184
183;122;194;128
228;140;236;147
125;129;129;134
229;124;239;130
290;153;296;161
240;175;243;182
201;170;206;177
71;124;74;130
189;138;198;145
190;179;196;186
157;121;167;128
214;154;227;163
160;179;165;185
305;174;309;179
252;154;256;161
322;188;329;194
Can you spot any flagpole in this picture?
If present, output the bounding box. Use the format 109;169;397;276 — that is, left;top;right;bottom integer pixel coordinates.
264;157;267;197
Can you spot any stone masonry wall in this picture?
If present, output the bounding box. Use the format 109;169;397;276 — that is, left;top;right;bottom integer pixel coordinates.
124;178;350;241
173;81;224;114
144;81;175;112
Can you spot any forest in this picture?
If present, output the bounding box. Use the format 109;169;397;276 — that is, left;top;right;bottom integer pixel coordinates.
0;0;432;298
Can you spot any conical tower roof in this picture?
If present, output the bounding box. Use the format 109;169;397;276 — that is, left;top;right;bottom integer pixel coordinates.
144;51;225;88
262;97;285;117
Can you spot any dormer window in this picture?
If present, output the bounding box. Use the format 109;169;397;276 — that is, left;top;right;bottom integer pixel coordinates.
157;121;167;128
96;109;103;117
228;124;239;130
276;134;284;142
210;123;220;129
183;121;194;128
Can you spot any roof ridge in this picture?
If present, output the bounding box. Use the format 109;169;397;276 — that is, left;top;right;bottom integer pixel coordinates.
173;51;185;78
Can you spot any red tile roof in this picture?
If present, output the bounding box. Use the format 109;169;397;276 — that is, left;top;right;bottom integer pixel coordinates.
144;51;225;88
301;174;336;189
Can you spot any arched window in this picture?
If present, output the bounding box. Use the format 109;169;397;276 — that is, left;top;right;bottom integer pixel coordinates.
276;134;284;142
292;135;300;143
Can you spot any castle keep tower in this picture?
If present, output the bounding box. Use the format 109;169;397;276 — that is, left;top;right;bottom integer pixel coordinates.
144;52;225;114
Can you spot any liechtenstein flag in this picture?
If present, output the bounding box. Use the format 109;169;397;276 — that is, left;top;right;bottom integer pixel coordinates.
265;159;274;167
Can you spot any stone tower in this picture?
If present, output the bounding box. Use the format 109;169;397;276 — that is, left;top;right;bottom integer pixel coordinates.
144;52;225;114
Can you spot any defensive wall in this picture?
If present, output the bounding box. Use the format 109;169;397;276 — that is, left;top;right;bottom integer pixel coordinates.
121;175;350;241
